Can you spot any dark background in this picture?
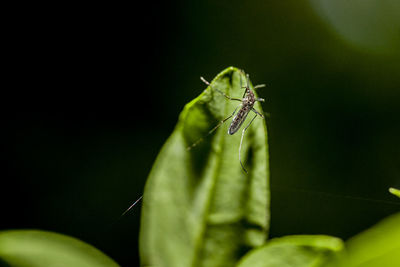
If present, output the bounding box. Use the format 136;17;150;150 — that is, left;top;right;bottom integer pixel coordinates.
2;1;400;266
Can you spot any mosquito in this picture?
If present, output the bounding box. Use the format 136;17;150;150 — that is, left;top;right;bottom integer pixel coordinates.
188;70;266;173
121;71;265;216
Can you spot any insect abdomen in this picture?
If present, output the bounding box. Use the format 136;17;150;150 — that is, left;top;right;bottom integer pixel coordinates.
228;108;250;135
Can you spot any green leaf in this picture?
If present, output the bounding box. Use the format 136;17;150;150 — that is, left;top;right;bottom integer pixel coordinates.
140;67;270;267
236;235;344;267
0;230;119;267
334;212;400;267
389;187;400;198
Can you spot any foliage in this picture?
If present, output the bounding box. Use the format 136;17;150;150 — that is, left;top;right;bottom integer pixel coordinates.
389;188;400;198
332;213;400;267
0;67;398;267
0;230;119;267
237;235;343;267
139;67;400;267
139;67;269;267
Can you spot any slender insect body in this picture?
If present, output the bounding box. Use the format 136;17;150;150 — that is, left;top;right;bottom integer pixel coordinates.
229;106;250;135
229;89;256;135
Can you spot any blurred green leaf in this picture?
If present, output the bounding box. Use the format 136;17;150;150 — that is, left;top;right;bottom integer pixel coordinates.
140;67;270;267
236;235;343;267
389;188;400;198
0;230;119;267
334;213;400;267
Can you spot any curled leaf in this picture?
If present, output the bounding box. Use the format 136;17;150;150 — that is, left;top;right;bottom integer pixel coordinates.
140;67;270;267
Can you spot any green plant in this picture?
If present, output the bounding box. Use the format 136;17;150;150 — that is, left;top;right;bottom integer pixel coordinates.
139;67;400;267
0;67;398;267
389;188;400;198
140;67;269;267
0;230;119;267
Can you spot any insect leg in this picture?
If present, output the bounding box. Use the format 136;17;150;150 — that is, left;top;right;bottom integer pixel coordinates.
251;107;265;119
252;107;270;119
254;84;266;89
239;114;258;173
121;195;143;217
187;107;239;150
200;77;242;102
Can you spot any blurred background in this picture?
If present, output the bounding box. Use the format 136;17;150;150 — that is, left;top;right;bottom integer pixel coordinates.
2;1;400;266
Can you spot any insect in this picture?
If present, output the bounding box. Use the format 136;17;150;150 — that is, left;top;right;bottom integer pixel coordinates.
121;71;265;216
188;70;266;173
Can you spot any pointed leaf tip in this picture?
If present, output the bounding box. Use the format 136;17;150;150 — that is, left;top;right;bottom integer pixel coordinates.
140;67;270;267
